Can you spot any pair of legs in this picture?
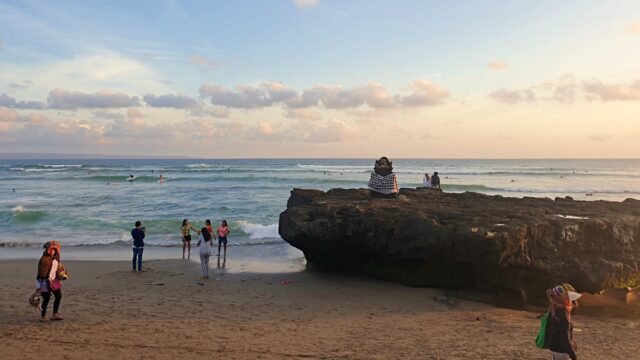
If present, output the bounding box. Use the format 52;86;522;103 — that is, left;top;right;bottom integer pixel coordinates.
217;237;227;256
550;352;571;360
132;246;143;271
182;236;191;259
41;289;62;321
199;253;210;279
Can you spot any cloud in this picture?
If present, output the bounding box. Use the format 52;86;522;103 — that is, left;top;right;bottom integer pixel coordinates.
285;108;322;121
0;107;50;132
488;61;507;70
143;93;198;109
624;21;640;34
293;0;318;8
0;93;46;109
200;80;449;111
582;79;640;101
490;88;536;104
490;75;578;104
396;80;450;107
248;119;351;143
47;89;141;109
288;82;396;109
92;110;125;120
189;55;221;71
188;106;229;118
199;82;297;109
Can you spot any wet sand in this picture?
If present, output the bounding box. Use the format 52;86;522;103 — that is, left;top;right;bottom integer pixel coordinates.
1;259;638;359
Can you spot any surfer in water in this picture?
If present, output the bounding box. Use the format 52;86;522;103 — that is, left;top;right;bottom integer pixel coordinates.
127;174;136;182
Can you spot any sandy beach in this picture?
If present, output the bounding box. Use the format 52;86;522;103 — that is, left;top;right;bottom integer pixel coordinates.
1;258;638;359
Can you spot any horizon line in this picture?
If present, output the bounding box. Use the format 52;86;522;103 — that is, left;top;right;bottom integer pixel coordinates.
0;152;639;161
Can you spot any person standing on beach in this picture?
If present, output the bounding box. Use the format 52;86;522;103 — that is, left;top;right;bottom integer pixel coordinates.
217;220;230;257
197;227;213;279
36;241;63;322
544;284;581;360
431;172;441;189
205;219;215;239
131;221;145;272
181;219;201;260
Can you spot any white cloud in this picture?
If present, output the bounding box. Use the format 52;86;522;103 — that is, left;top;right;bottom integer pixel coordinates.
199;82;297;109
200;80;449;111
0;51;167;96
293;0;318;8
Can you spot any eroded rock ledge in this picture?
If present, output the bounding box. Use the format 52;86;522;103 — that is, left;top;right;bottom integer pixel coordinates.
279;188;640;306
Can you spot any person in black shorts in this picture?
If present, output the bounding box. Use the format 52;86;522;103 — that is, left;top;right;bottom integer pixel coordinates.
216;220;230;257
180;219;200;260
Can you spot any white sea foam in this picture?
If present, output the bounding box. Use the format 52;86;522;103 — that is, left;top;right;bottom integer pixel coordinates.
237;221;280;239
39;164;83;168
11;205;24;213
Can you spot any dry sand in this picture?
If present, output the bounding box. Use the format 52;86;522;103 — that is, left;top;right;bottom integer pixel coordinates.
1;259;638;359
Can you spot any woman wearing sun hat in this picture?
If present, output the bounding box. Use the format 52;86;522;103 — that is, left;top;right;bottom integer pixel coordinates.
545;283;582;360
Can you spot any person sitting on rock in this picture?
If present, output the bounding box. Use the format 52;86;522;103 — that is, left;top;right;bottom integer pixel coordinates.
431;171;441;189
423;173;431;188
367;157;399;195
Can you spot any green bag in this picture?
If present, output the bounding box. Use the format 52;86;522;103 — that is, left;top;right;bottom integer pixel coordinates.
535;311;549;349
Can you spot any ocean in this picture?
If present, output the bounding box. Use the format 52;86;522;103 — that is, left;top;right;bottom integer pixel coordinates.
1;159;639;263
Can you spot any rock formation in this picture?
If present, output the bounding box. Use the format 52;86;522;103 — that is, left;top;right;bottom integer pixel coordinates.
279;188;640;306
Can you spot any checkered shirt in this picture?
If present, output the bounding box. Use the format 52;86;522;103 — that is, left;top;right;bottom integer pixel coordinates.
367;172;399;194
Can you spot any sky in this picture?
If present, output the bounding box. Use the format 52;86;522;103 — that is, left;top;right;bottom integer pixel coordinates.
0;0;639;158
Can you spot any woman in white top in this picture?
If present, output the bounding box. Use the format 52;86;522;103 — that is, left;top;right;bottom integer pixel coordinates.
423;173;432;188
197;227;213;279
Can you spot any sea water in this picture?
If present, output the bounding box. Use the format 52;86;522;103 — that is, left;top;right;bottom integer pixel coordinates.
1;159;639;260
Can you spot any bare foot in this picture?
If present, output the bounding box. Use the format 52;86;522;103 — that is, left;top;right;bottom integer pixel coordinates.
52;313;63;321
39;317;48;322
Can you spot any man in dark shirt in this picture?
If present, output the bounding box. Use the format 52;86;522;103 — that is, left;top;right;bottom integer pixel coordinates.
431;171;441;188
131;221;145;272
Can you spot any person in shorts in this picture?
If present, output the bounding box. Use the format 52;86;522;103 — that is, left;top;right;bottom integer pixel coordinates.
181;219;200;260
216;220;230;256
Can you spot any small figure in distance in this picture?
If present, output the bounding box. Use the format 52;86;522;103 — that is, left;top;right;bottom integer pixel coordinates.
181;219;201;260
217;220;230;257
197;227;213;279
423;173;431;188
131;221;145;272
431;171;441;189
